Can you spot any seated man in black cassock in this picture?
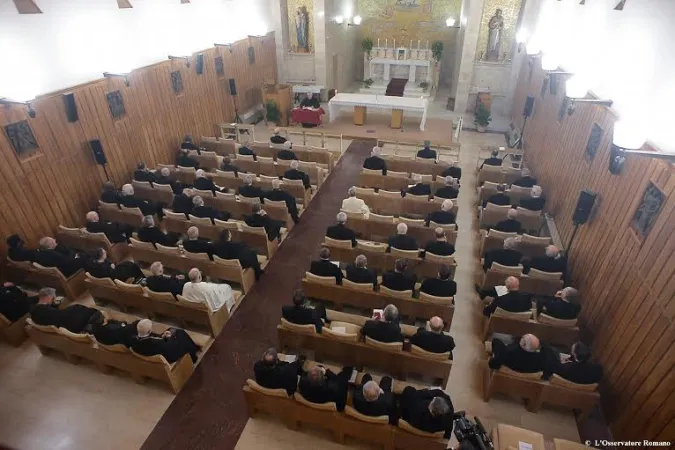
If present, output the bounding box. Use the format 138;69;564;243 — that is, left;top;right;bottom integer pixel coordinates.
153;167;183;194
193;169;225;194
403;174;431;198
237;143;257;161
254;347;306;395
270;128;287;144
7;234;35;262
420;265;457;298
422;228;455;258
526;245;566;274
134;162;156;183
300;93;321;108
212;230;263;280
220;156;246;177
85;310;138;347
387;223;418;251
277;141;297;160
512;168;537;188
238;175;265;200
85;248;144;282
482;237;523;272
483;184;511;208
480;149;503;169
85;211;132;244
176;148;199;168
399;387;454;437
100;181;121;204
362;304;403;343
130;319;200;363
519;185;546;211
120;184;161;218
345;254;377;288
353;375;396;424
489;333;544;374
34;237;84;277
434;176;459;200
493;208;522;234
363;146;387;175
181;134;199;151
191;195;230;223
410;316;455;358
542;341;602;384
0;282;39;322
282;289;326;332
283;160;311;190
325;212;356;247
483;276;532;316
171;191;193;216
245;203;283;242
416;141;437;161
426;199;456;226
137;215;180;247
145;262;187;297
30;288;99;333
298;365;353;411
309;247;343;284
264;178;299;224
182;226;214;258
441;161;462;181
381;258;416;292
537;286;581;320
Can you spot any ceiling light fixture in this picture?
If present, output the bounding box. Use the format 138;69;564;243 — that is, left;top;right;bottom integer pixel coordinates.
335;15;344;24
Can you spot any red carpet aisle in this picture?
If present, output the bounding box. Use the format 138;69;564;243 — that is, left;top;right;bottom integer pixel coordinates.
141;140;373;450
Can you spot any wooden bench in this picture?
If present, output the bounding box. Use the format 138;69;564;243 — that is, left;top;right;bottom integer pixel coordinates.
302;278;454;330
232;157;328;186
128;242;255;293
197;192;293;226
0;313;30;346
278;310;452;385
477;264;563;296
5;258;87;299
477;165;522;185
491;423;546;450
344;214;457;245
98;201;149;228
131;180;175;205
26;319;194;393
251;143;334;169
85;275;241;337
56;226;129;264
483;308;579;347
479;230;551;258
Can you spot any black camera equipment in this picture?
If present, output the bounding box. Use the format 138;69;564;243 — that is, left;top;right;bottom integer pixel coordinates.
453;411;494;450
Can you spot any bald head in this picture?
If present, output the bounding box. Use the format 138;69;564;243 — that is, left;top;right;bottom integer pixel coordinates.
429;316;444;333
545;245;560;258
290;160;299;170
196;169;206;179
505;276;520;291
396;222;408;235
150;261;164;276
507;208;518;219
187;226;199;240
86;211;99;222
137;319;153;337
161;167;170;177
188;268;202;282
243;175;254;186
273;127;280;135
532;185;542;197
371;146;381;156
39;237;56;250
520;334;541;352
121;184;134;196
441;199;453;212
262;347;278;366
363;380;382;402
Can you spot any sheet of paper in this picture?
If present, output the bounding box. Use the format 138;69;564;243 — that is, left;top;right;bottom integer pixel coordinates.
427;386;444;391
280;354;297;363
518;441;533;450
349;369;358;384
372;309;383;321
495;285;508;296
331;326;346;334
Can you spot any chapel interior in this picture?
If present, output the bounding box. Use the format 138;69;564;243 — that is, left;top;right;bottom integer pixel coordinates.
0;1;673;450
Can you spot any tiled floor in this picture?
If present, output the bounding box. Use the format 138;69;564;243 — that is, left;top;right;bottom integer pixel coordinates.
0;130;580;450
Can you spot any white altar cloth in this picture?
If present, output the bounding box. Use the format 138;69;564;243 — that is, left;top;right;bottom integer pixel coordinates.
328;93;429;131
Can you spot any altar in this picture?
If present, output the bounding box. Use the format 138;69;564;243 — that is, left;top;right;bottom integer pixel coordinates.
362;46;436;97
328;93;429;131
367;57;431;84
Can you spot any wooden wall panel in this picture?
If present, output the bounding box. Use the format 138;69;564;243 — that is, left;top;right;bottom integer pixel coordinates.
0;33;277;253
511;60;675;442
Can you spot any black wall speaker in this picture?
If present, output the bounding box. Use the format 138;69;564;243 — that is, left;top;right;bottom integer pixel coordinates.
89;139;108;166
63;93;79;123
523;96;535;118
196;54;204;75
228;78;237;96
572;190;597;225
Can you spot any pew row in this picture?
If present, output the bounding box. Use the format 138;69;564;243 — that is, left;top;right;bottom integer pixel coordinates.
5;259;87;299
56;226;130;264
351;187;458;219
0;313;30;346
342;213;457;245
196;192;294;226
478;230;551;259
476;264;563;296
479;204;543;233
483;308;579;347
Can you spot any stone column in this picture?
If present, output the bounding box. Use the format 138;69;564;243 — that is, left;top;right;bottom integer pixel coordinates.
453;0;485;113
271;0;287;83
313;0;327;87
409;64;416;83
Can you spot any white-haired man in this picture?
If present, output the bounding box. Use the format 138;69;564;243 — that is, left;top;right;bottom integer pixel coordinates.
512;167;537;188
434;176;459;200
34;237;83;277
326;212;357;247
363;304;403;343
341;187;370;218
387;222;418;251
131;318;200;363
441;160;462;181
527;244;566;274
426;199;455;226
345;254;377;288
537;286;581;320
191;195;230;222
264;178;299;223
353;373;395;422
520;185;546;211
137;215;179;246
154;167;183;194
181;268;236;313
483;276;531;316
238;174;265;200
410;316;455;358
85;211;132;243
404;174;431;197
493;207;522;233
277;141;297;160
270;127;287;144
220;156;246;177
182;226;215;257
488;333;544;374
400;385;454;437
145;261;186;296
482;236;523;272
283;159;311;190
193;169;224;194
237;142;257;161
119;183;160;217
363;146;387;175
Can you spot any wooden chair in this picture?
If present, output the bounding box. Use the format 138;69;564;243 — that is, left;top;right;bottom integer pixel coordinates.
356;241;387;253
188;215;215;226
379;286;413;299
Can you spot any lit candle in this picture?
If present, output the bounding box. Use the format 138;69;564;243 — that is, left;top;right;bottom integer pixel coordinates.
378;38;380;47
418;39;421;49
410;39;412;48
385;38;388;48
393;39;396;48
426;40;429;49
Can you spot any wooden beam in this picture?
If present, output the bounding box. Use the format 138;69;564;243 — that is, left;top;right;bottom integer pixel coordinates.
117;0;133;8
12;0;42;14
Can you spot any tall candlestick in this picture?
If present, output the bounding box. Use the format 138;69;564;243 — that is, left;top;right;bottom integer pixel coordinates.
410;39;412;48
426;40;429;49
393;39;396;48
418;39;420;49
385;38;388;48
378;38;380;47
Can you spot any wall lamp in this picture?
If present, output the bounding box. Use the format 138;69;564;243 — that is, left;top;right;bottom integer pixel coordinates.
168;55;190;67
0;98;36;118
516;29;528;52
446;17;459;28
565;76;613;115
103;72;130;86
567;98;614;116
334;15;344;24
348;15;362;26
215;43;233;53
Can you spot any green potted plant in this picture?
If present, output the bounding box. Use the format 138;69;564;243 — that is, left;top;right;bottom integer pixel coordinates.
362;38;374;60
419;81;429;91
364;78;374;89
474;103;492;132
431;41;444;63
266;99;280;124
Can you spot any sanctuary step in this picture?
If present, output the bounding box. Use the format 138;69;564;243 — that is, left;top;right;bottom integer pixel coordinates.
385;77;408;97
358;82;430;98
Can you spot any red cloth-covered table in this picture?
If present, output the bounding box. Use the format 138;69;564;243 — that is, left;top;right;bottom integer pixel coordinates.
291;107;325;126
